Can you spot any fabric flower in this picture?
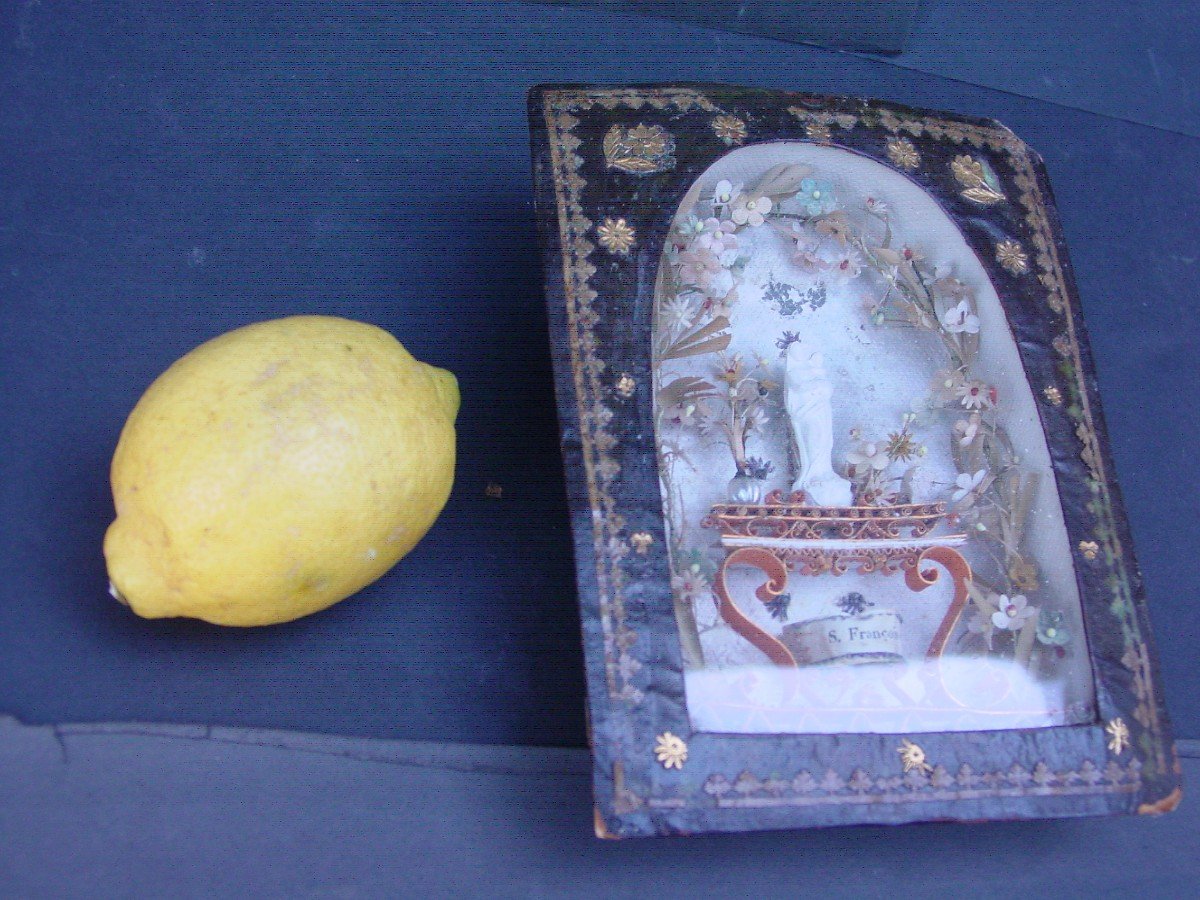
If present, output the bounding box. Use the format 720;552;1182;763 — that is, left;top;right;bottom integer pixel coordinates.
797;177;836;216
711;179;743;208
730;194;773;227
829;249;863;280
941;299;981;334
992;594;1037;631
1036;609;1071;646
847;441;891;472
957;379;996;410
676;215;707;239
864;196;889;216
954;413;982;447
790;232;828;273
693;218;739;261
951;469;987;503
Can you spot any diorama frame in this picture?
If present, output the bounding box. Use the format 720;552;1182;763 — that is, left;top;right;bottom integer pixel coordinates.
528;83;1179;837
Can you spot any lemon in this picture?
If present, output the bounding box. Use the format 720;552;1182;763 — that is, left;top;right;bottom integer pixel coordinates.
103;315;458;626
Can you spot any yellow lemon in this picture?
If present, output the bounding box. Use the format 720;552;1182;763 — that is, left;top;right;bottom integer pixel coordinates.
103;315;458;626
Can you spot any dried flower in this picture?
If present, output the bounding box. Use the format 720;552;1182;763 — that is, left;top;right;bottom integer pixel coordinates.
885;430;920;462
775;330;802;353
954;413;982;447
836;592;873;616
763;592;791;622
1009;557;1040;593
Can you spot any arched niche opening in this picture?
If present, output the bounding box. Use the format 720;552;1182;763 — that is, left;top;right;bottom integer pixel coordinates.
652;142;1096;734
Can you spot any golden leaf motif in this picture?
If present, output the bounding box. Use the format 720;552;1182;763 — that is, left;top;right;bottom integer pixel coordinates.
654;732;688;769
1043;385;1063;407
630;531;654;554
603;123;675;175
951;154;1005;204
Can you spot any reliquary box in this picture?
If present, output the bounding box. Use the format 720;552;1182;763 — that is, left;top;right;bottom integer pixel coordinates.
528;83;1179;837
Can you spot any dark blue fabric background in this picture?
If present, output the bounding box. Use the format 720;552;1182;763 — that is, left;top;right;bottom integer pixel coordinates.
1;1;1197;750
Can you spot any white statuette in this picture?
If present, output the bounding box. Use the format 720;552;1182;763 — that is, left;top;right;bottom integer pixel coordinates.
785;344;853;506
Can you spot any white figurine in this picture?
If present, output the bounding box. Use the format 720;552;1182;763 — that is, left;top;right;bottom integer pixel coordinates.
785;343;853;506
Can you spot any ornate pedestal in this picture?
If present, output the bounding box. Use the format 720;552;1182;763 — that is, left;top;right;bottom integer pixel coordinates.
702;492;972;667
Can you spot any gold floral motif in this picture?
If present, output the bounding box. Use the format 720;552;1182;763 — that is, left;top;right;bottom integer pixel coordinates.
996;239;1029;275
1079;540;1100;561
603;123;675;174
805;122;832;143
1043;385;1063;406
711;114;747;146
654;732;688;770
886;137;920;170
951;154;1005;204
1107;718;1131;755
614;373;637;398
630;531;654;554
897;738;932;775
597;217;636;254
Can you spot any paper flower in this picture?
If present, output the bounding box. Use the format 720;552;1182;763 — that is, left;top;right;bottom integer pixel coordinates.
711;179;743;208
797;177;836;216
991;594;1037;631
941;299;980;334
847;441;891;472
951;469;987;503
730;194;772;227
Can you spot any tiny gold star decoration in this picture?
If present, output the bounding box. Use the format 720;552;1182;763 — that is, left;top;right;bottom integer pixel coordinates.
615;373;637;398
897;738;932;774
630;531;654;555
996;239;1029;275
886;137;920;171
1078;540;1100;561
711;115;747;146
596;217;636;254
1043;385;1063;406
654;732;688;770
1106;717;1130;755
